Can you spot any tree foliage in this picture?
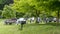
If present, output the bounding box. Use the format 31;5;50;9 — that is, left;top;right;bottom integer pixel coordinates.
0;0;14;10
0;0;60;19
12;0;58;16
2;5;16;18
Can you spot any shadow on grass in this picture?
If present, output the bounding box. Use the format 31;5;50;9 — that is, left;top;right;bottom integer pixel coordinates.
18;23;60;30
38;23;60;26
25;22;60;26
46;23;57;26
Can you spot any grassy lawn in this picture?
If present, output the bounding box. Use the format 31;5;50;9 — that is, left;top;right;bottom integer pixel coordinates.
0;19;60;34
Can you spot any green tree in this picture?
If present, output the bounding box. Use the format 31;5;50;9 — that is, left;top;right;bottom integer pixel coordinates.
2;5;16;19
12;0;60;23
0;0;14;10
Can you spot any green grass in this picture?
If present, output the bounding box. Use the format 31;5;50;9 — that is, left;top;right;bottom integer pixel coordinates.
0;19;60;34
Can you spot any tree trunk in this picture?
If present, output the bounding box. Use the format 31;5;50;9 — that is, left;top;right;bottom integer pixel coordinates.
56;10;59;25
36;10;40;24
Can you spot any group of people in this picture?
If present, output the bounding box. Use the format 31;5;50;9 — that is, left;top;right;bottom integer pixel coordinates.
5;17;60;25
16;17;60;24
